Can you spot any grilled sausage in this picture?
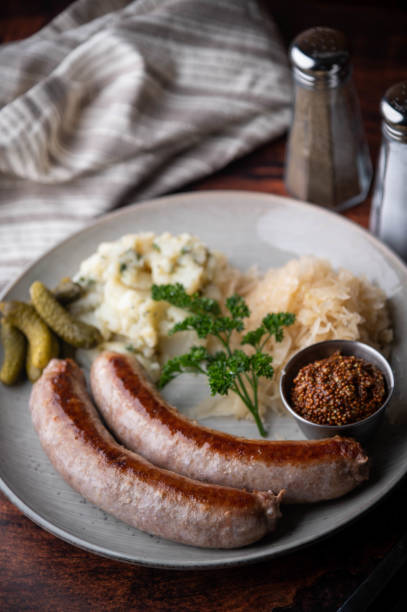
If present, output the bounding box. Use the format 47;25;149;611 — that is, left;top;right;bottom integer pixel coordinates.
29;358;282;549
90;351;369;504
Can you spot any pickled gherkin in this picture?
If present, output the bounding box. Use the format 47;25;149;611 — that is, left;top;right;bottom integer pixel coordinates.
30;281;102;349
0;301;53;370
0;318;27;385
52;277;83;304
26;332;59;382
25;344;42;383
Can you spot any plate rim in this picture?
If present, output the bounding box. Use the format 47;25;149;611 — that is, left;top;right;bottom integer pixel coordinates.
1;189;406;570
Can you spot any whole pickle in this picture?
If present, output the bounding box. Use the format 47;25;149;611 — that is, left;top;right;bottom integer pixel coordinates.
52;277;83;304
0;318;27;385
30;281;102;349
26;331;59;382
0;301;53;370
25;345;42;383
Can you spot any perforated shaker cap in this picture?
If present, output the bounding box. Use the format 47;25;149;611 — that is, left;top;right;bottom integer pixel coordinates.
381;80;407;141
290;27;350;87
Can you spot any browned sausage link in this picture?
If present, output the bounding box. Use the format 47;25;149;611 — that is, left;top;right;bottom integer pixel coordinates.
90;351;369;504
30;359;282;549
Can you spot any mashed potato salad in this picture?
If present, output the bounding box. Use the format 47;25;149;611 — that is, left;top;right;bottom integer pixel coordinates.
71;232;392;420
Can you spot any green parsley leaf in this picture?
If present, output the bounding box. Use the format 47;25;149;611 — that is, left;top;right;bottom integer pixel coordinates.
226;294;250;320
158;345;210;388
152;283;220;316
241;326;266;347
250;352;274;378
262;313;295;342
207;356;234;396
170;314;213;339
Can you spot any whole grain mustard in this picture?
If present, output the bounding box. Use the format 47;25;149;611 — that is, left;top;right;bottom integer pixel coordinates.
291;351;386;426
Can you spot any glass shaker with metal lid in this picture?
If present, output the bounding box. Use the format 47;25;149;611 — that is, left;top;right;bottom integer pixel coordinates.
370;81;407;261
285;27;372;210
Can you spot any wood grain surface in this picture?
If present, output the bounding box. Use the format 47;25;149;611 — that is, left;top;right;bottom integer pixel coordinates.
1;1;407;611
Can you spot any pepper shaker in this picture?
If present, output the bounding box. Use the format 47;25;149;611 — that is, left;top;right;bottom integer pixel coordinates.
370;81;407;261
285;27;372;210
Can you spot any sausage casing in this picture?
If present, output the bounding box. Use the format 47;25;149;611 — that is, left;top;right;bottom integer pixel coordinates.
30;358;282;549
90;351;369;504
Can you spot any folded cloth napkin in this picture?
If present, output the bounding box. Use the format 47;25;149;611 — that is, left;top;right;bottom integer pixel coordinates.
0;0;291;294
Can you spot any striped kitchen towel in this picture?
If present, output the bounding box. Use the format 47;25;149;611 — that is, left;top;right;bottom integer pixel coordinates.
0;0;292;294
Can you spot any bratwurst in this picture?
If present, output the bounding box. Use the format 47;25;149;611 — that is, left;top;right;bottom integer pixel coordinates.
30;358;282;549
91;351;369;504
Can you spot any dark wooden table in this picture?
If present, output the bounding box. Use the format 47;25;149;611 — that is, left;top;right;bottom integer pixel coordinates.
1;2;407;610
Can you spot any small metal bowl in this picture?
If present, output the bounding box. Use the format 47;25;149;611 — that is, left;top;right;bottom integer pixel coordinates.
279;339;394;441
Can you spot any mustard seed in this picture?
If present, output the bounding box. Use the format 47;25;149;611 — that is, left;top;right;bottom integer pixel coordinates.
290;351;386;426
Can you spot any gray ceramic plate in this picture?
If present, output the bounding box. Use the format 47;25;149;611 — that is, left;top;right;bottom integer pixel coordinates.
1;191;407;569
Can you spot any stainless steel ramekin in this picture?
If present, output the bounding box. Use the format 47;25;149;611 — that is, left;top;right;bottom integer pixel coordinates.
279;339;394;441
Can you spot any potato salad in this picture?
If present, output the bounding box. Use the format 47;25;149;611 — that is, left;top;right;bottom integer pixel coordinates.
70;232;226;378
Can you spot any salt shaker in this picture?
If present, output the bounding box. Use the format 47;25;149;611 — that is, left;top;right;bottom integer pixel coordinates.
285;27;372;210
370;81;407;261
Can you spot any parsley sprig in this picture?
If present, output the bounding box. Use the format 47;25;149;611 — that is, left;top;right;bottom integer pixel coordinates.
152;283;295;437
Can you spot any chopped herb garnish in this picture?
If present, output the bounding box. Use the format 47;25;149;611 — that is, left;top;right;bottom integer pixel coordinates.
152;243;161;252
125;344;137;353
180;247;190;255
119;262;127;273
152;283;295;436
77;276;95;288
